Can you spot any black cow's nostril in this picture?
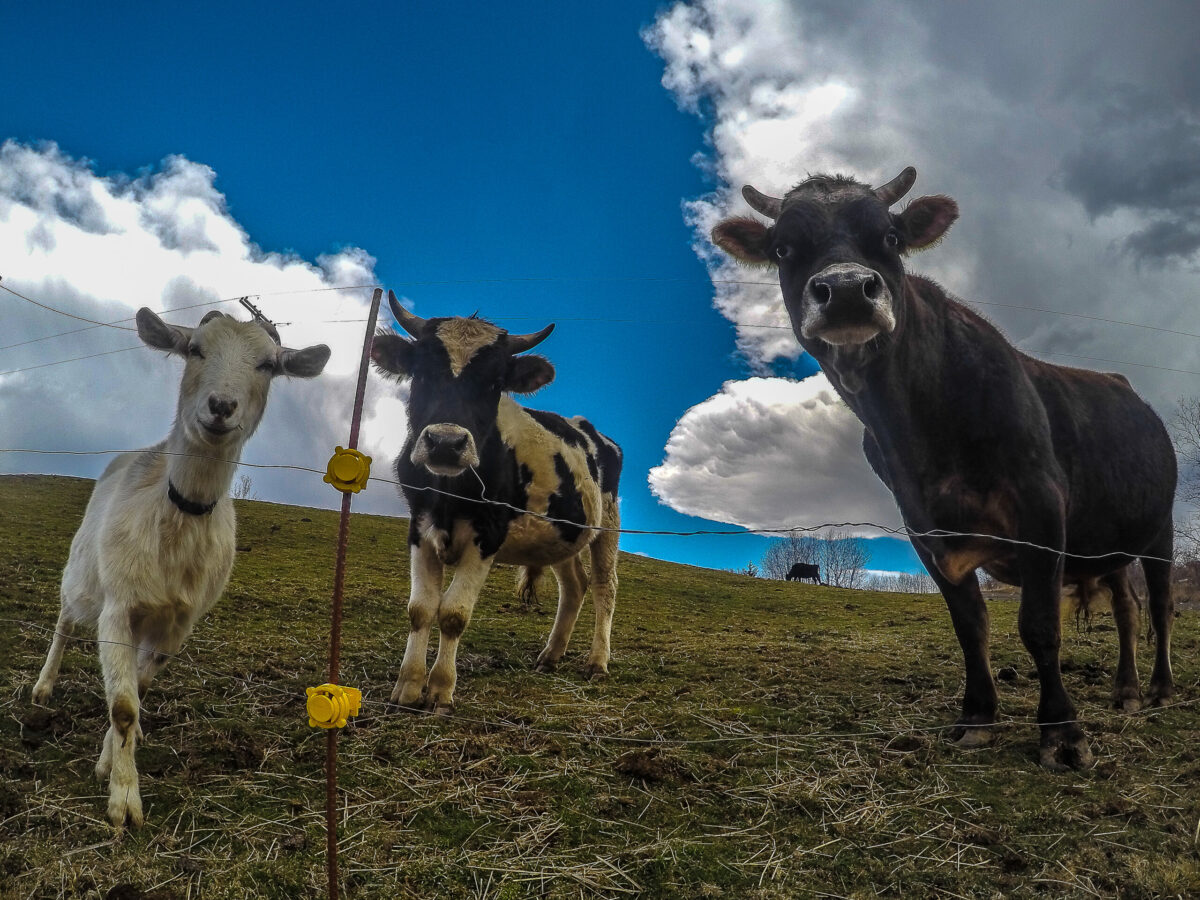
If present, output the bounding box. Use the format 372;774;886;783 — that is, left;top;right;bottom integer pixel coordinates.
452;434;470;452
208;396;237;418
813;282;832;305
863;274;881;301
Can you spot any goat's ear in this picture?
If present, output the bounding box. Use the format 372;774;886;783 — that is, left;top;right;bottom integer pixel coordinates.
506;355;555;394
136;307;190;355
370;333;414;378
280;344;331;379
711;217;774;266
896;195;958;252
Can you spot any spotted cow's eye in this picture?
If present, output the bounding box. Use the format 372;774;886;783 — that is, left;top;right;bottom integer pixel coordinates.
774;244;793;260
884;230;900;250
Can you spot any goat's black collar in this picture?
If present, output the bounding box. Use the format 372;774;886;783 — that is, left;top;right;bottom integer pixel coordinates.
168;481;217;516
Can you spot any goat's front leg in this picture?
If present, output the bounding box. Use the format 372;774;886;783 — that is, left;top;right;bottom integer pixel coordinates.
425;544;494;715
96;604;144;827
392;540;444;707
32;607;75;705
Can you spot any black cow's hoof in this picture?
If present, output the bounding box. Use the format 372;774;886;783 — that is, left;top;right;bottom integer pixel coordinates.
1146;682;1174;708
947;722;994;748
1039;728;1094;771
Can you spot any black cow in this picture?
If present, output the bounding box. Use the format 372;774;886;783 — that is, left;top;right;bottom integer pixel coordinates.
371;292;623;714
712;167;1176;770
786;563;821;584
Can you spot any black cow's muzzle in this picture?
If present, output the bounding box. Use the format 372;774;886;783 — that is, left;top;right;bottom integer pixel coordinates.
799;263;896;345
411;424;480;476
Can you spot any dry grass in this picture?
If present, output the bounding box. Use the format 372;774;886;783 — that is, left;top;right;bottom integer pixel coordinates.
1;475;1198;899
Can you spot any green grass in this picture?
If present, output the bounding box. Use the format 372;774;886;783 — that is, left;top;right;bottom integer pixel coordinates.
1;474;1198;899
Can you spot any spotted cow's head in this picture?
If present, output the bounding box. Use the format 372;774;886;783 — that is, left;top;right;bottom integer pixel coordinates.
711;167;958;350
371;291;555;477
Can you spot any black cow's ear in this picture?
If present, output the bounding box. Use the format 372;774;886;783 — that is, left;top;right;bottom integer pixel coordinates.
506;355;555;394
897;195;958;252
711;217;774;266
370;333;414;378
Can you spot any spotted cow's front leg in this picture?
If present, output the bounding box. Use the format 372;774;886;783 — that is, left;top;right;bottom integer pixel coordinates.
392;541;444;708
425;543;494;715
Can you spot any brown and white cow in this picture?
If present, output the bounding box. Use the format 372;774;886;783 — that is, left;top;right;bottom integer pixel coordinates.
712;167;1177;770
371;292;623;714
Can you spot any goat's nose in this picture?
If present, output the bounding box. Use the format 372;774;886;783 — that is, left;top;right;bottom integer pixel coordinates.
208;395;238;418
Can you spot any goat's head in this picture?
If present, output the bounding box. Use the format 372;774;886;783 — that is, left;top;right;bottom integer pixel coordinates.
136;308;331;444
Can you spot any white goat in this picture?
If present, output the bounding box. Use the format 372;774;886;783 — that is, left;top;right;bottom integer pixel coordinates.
32;308;330;827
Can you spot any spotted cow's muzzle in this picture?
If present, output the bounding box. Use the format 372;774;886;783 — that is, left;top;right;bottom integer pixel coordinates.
799;263;896;346
411;424;480;476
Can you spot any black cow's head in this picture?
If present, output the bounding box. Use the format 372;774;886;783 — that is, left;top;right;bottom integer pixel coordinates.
371;291;555;477
711;166;958;350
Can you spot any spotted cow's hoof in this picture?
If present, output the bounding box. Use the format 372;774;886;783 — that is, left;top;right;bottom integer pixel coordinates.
581;662;609;682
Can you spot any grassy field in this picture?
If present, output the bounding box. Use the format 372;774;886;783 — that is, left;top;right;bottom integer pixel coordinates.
1;474;1198;899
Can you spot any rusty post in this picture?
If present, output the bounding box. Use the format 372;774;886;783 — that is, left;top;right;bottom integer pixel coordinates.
325;287;383;900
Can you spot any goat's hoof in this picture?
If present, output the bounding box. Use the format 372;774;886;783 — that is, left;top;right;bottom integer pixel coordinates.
433;703;454;718
1038;728;1094;772
108;790;144;828
30;684;53;706
533;652;559;673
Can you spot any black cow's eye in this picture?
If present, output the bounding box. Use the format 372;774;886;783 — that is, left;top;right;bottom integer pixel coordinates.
884;230;900;250
774;244;792;260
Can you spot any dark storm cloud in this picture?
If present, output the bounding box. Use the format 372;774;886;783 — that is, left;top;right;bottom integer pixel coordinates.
1060;87;1200;262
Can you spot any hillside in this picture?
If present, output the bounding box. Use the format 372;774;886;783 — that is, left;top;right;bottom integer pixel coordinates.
1;475;1198;899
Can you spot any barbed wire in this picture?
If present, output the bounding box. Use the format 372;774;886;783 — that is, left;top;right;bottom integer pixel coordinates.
0;446;1177;564
10;615;1192;750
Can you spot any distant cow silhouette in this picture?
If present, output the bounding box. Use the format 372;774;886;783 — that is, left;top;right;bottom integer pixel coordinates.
786;563;821;584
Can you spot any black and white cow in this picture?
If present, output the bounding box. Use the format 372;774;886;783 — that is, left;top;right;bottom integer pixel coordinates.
371;292;623;713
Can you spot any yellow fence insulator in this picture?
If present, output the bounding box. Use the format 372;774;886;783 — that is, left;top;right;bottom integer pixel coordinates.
306;684;362;729
323;446;371;494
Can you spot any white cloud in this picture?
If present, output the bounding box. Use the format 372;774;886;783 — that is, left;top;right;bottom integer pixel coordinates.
0;141;409;516
648;375;899;534
645;0;1200;530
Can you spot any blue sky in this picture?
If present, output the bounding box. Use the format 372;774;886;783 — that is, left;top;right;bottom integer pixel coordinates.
4;1;1194;577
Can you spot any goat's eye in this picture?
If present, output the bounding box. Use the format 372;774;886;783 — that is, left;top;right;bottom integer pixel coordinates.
774;244;792;260
188;345;205;359
257;361;276;374
884;230;900;250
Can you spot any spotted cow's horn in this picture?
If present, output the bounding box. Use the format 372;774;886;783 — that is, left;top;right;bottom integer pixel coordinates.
874;167;917;206
508;323;555;353
388;290;427;338
742;185;783;220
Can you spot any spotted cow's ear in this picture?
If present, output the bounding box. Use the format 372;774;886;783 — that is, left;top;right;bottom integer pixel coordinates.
370;333;414;378
897;195;958;252
506;355;555;394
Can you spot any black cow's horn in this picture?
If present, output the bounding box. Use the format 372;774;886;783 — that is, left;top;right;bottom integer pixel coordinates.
508;323;555;353
388;290;427;338
742;185;783;220
874;167;917;206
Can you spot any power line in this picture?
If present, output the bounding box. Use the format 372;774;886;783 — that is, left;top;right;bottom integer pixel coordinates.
0;277;137;330
0;345;145;377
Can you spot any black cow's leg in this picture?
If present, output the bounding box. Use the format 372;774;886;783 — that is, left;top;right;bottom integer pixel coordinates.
911;541;997;747
1015;511;1091;770
1103;568;1143;712
1141;530;1175;706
